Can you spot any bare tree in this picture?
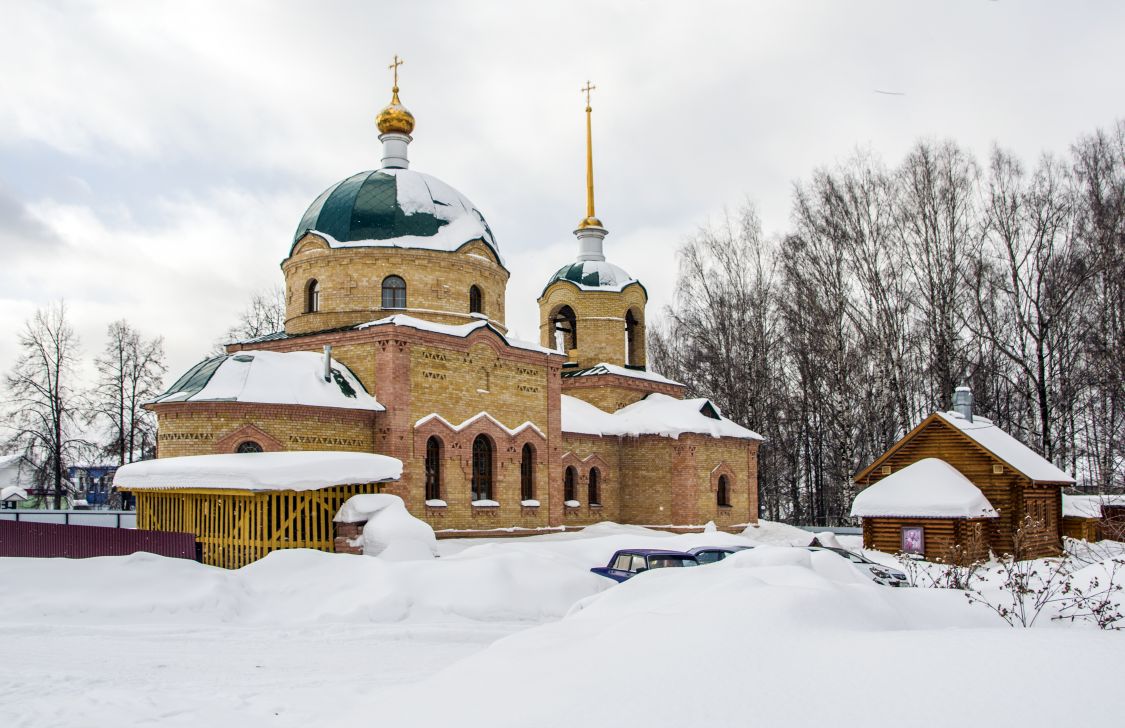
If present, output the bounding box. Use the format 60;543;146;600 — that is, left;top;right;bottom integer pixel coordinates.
217;285;286;352
3;302;88;509
92;320;166;465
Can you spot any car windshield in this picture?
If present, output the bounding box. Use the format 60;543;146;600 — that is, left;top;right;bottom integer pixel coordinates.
694;551;725;564
648;556;694;569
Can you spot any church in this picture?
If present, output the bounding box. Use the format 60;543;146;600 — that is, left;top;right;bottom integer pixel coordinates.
146;61;763;535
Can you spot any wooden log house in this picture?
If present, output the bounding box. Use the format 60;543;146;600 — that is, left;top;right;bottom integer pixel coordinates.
853;388;1074;560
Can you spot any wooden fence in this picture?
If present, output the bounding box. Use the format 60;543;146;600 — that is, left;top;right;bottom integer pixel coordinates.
0;519;196;560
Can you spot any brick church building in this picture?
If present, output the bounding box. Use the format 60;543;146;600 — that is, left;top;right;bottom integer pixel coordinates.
148;67;762;533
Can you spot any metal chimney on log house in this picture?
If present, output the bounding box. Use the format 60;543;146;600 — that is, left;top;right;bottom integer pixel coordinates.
953;385;973;422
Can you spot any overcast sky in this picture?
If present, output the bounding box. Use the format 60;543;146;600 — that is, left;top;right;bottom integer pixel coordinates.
1;0;1122;387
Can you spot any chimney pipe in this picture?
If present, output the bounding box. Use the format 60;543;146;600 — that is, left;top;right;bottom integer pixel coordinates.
953;385;973;422
323;345;332;383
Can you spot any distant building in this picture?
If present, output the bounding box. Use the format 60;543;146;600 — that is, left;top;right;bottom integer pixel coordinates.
67;465;120;509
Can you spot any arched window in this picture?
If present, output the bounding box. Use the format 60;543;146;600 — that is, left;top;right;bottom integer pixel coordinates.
236;440;263;454
564;466;577;503
520;443;535;501
471;434;493;502
717;475;731;507
306;279;320;313
425;436;443;501
381;275;407;309
588;467;601;506
469;285;483;315
625;309;641;366
552;305;577;352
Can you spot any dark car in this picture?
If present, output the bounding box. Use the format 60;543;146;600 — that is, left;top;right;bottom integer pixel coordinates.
687;545;756;564
591;548;699;583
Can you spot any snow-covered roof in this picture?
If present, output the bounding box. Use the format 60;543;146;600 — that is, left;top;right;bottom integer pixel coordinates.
561;393;762;440
936;411;1074;483
850;458;999;519
1;485;29;502
115;451;402;492
1063;494;1125;519
293;168;502;264
357;314;556;355
545;260;639;293
0;454;23;469
561;363;683;387
152;350;382;411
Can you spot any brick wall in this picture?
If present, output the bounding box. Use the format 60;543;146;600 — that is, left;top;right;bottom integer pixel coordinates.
283;234;508;335
537;281;647;369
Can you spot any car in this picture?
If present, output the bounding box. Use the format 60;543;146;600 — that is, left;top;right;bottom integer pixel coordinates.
686;545;756;564
806;546;910;586
591;548;699;582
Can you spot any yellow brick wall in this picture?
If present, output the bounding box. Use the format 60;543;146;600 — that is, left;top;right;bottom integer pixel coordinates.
537;281;647;369
559;434;624;526
283;234;508;335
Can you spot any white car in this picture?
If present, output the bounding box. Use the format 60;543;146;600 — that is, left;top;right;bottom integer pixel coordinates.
807;546;910;587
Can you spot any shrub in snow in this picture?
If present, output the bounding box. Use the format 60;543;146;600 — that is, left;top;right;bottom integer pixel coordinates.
335;494;437;560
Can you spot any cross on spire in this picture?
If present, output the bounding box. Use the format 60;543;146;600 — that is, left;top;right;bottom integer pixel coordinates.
581;80;596;110
389;55;404;89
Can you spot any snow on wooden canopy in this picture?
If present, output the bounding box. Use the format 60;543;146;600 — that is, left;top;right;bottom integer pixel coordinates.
850;458;998;519
115;451;402;492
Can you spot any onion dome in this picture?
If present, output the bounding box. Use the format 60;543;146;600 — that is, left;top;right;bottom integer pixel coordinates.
376;87;415;135
292;168;500;261
546;260;637;292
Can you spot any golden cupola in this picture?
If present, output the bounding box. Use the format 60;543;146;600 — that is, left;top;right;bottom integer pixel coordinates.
377;55;415;169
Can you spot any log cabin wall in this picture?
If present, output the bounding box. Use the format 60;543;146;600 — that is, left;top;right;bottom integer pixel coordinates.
862;517;991;563
857;417;1062;559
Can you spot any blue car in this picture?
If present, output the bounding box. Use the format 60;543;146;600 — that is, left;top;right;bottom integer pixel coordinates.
591;548;699;583
687;545;755;564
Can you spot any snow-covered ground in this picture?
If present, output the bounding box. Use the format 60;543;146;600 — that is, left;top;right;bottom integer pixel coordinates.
2;521;1121;727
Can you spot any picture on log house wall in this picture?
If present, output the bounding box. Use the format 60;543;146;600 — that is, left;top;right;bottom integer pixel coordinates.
901;527;924;556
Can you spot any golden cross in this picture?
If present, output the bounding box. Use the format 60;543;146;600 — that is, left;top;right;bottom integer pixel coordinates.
389;55;404;88
581;80;596;109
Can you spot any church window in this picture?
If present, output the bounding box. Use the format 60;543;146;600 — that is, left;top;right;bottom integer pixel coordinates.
471;434;493;502
306;279;320;313
588;467;601;506
717;475;731;507
236;440;263;454
520;443;535;501
425;436;443;501
564;466;577;502
469;285;483;315
382;275;407;309
553;306;577;352
625;309;641;366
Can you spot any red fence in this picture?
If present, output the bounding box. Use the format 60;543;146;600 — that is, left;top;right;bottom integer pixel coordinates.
0;520;197;561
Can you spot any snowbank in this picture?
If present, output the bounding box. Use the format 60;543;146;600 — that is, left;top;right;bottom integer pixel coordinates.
335;493;437;560
851;458;999;518
114;451;403;492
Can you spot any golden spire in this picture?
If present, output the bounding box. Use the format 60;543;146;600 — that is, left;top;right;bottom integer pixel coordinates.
377;54;415;136
578;80;603;229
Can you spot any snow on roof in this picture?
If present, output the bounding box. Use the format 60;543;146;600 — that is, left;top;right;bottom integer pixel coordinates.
356;314;556;355
1;485;28;502
850;458;999;519
153;350;382;411
562;363;683;387
561;393;763;440
415;412;544;438
1063;494;1125;519
114;451;402;492
936;411;1074;483
0;454;23;469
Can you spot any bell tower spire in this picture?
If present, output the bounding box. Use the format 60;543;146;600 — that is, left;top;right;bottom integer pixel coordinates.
575;81;607;262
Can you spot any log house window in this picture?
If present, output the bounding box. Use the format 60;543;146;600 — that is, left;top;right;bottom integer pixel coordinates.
471;434;493;502
381;275;407;309
425;436;443;501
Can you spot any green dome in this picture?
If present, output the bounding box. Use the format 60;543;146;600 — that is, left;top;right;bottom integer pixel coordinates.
292;168;499;260
545;260;638;293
